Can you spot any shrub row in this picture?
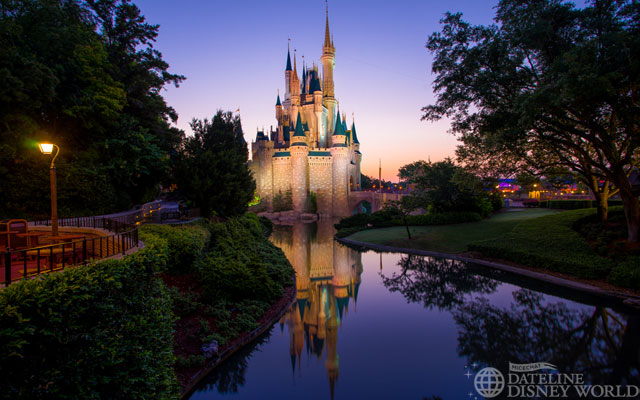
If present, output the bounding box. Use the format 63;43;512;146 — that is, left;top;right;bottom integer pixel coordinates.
334;210;483;238
140;224;210;274
533;199;624;209
469;207;639;288
0;236;178;399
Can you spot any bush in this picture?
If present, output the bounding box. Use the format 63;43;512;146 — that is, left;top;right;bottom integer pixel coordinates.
335;210;483;237
490;192;504;211
547;200;594;209
0;245;178;399
608;257;640;288
197;214;294;304
272;189;293;211
140;224;210;274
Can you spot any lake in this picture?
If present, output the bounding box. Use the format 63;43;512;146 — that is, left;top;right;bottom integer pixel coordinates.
188;220;640;399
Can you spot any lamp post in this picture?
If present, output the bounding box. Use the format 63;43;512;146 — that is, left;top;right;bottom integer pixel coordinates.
39;143;59;237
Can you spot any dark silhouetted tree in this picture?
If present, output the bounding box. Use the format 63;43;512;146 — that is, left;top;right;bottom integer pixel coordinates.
175;111;255;218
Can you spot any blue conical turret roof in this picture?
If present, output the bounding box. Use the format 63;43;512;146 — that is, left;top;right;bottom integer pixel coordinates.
333;112;345;136
276;93;281;106
286;48;292;71
351;121;359;144
293;112;305;137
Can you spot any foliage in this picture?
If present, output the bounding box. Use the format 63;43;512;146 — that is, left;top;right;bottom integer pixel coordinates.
334;210;482;238
0;0;184;218
175;355;205;369
197;214;294;304
424;0;640;240
360;174;374;190
308;191;318;214
174;111;255;218
0;243;178;399
272;189;293;212
140;223;210;274
469;207;639;287
401;158;494;216
398;160;429;183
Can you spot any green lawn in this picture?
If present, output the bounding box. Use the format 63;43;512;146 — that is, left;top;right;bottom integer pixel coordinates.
346;208;560;254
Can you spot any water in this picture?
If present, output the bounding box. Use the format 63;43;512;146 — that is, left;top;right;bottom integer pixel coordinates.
189;220;640;399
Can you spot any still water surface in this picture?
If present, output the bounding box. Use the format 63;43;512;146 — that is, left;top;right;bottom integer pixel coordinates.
189;220;640;399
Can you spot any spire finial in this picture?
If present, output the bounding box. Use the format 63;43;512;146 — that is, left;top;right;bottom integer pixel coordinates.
293;49;297;73
324;0;332;49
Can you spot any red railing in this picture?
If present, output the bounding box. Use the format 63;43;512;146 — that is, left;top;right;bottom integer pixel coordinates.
1;217;138;286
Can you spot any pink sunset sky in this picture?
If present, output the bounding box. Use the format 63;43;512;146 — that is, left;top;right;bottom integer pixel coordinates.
134;0;499;181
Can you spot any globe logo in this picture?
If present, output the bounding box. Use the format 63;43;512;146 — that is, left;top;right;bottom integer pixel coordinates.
474;367;505;398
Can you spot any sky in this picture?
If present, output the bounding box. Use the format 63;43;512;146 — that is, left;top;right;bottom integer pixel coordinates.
133;0;499;181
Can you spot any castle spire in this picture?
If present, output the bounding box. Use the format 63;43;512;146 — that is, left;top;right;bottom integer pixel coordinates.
286;40;292;71
293;49;298;75
323;0;333;50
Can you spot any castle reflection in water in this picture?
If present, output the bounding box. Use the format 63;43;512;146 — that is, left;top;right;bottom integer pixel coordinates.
270;220;363;397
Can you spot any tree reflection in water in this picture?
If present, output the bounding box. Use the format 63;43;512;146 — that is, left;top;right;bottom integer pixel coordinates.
383;255;640;387
381;255;498;311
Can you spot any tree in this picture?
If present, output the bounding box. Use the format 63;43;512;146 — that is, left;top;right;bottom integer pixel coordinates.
424;0;640;240
174;111;255;218
411;158;492;216
360;174;373;190
398;160;429;184
384;196;422;239
0;0;184;217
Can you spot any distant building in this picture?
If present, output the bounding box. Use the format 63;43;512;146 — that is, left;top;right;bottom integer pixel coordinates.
250;8;361;217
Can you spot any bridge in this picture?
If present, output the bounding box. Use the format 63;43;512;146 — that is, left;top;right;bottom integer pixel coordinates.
348;191;406;214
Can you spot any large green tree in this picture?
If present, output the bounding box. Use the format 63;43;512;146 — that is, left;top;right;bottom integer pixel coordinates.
174;111;255;218
424;0;640;240
0;0;183;217
407;158;492;216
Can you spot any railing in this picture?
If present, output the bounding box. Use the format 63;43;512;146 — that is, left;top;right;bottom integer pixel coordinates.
2;217;139;286
33;215;136;233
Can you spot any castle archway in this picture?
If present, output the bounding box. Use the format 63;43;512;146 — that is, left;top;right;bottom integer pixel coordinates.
352;200;372;215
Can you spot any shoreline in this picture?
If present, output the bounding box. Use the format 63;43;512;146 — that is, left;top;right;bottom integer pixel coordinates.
337;237;640;308
179;282;297;399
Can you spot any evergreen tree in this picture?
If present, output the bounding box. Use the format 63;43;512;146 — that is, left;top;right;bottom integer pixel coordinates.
174;111;255;218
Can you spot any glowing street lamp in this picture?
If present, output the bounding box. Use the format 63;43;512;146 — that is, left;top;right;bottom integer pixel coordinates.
39;143;60;236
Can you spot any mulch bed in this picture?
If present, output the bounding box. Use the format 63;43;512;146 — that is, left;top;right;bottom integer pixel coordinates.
159;272;296;390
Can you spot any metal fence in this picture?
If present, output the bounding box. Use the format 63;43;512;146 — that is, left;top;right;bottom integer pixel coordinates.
1;217;138;286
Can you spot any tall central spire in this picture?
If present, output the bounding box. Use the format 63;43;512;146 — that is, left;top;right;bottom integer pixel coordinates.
324;0;333;49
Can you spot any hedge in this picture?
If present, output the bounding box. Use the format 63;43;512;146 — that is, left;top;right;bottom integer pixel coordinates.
469;207;639;287
140;223;210;274
536;199;625;209
0;237;178;400
334;210;483;238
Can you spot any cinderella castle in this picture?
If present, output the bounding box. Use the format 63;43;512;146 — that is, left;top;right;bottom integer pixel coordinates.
250;7;362;217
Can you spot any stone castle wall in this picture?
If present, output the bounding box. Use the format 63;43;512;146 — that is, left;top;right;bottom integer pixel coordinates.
308;153;333;214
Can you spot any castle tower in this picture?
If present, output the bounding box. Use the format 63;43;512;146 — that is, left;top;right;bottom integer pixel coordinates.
351;119;362;190
321;4;337;140
291;112;309;212
330;112;350;216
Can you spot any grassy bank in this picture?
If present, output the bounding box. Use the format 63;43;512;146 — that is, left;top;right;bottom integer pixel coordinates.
469;207;639;288
346;207;640;290
347;208;558;253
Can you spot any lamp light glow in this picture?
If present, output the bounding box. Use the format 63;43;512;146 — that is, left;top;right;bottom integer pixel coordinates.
39;143;54;154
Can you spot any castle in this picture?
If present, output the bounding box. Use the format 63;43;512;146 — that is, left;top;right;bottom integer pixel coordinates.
250;8;362;217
